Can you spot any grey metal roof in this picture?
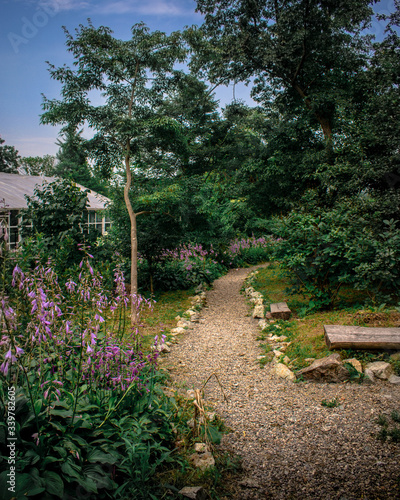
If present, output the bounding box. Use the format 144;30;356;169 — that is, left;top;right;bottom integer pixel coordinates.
0;173;111;211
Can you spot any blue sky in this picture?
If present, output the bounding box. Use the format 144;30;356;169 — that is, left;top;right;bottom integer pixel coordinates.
0;0;253;157
0;0;395;158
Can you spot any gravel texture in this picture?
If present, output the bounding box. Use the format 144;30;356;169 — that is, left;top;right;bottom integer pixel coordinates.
161;267;400;500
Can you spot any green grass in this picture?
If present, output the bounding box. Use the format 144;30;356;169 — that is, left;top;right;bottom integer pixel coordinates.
251;262;400;373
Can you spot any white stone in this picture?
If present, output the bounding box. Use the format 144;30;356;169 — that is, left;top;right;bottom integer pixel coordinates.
252;305;265;319
170;327;186;335
206;411;216;421
186;390;196;399
365;368;375;382
274;363;296;381
154;344;170;353
179;486;208;500
389;374;400;385
194;443;209;453
365;361;393;380
258;319;268;330
176;320;190;328
189;451;215;470
343;358;363;373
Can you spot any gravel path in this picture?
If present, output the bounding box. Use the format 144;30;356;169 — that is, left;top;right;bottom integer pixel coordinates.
162;267;400;499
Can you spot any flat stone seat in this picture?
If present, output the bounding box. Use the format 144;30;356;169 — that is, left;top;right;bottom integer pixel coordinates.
324;325;400;350
270;302;292;320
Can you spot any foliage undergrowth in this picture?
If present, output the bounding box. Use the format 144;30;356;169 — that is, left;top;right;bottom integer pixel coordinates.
137;235;276;292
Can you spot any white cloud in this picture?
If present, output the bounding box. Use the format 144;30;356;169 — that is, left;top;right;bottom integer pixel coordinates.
38;0;91;12
97;0;191;17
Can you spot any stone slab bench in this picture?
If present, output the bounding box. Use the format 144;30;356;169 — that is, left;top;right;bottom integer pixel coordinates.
324;325;400;350
270;302;292;320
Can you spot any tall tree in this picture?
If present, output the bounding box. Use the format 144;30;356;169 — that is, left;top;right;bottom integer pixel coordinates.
19;155;56;176
41;21;187;323
193;0;373;143
0;137;20;174
54;127;107;193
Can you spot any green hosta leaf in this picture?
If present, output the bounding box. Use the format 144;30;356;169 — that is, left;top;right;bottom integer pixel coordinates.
61;460;82;479
25;486;46;497
49;408;73;418
42;456;61;467
24;450;41;465
86;449;117;464
34;399;43;415
43;471;64;498
83;464;115;490
14;472;39;497
53;446;68;459
72;418;92;430
49;420;66;433
67;434;88;447
75;474;98;494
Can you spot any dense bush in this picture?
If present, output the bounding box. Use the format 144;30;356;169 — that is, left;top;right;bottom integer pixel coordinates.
139;243;225;291
136;237;275;292
273;206;400;310
222;236;277;268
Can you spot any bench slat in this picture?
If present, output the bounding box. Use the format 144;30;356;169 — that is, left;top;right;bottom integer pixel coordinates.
324;325;400;350
270;302;291;320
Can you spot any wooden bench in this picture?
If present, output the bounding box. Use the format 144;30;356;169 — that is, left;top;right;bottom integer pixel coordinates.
270;302;292;320
324;325;400;350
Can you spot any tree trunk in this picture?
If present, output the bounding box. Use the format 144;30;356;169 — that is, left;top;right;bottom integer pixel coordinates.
123;153;138;325
292;83;333;142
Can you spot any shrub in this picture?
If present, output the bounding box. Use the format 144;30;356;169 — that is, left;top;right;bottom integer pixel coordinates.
273;207;400;311
149;243;225;291
222;236;277;268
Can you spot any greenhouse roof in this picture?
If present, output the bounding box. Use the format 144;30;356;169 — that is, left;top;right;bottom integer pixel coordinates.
0;173;110;211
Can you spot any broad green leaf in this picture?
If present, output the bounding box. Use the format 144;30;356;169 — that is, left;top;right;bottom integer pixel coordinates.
61;460;82;479
25;487;46;497
86;449;117;464
33;399;43;415
43;471;64;498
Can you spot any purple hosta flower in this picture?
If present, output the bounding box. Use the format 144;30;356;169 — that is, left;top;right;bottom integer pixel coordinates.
94;313;105;323
65;279;77;293
0;361;9;376
11;265;24;288
32;433;39;446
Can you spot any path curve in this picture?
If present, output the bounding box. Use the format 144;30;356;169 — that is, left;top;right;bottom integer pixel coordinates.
163;267;400;499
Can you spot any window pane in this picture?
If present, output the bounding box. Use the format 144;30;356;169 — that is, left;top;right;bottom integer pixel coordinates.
10;210;19;227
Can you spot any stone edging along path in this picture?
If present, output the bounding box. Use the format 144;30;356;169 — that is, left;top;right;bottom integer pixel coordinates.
159;266;400;500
